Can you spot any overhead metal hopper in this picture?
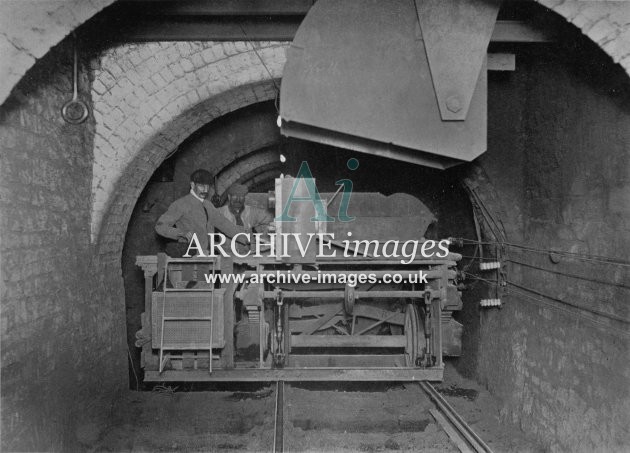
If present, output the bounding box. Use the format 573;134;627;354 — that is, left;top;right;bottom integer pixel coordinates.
280;0;500;169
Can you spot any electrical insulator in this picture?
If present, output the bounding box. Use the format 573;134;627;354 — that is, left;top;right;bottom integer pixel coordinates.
480;298;502;307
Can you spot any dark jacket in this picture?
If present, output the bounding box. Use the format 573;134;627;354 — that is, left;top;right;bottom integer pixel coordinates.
155;193;248;251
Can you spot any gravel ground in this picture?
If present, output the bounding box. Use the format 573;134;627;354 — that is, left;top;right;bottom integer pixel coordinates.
94;363;544;452
434;365;544;453
94;386;276;452
282;382;456;452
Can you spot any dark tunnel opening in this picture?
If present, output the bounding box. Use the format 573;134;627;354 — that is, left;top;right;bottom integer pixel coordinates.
121;100;483;390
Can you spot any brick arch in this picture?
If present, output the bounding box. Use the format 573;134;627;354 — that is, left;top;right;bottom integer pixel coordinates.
173;134;282;196
217;148;282;193
2;0;630;110
96;82;283;259
0;0;117;106
91;41;288;258
249;168;284;192
536;0;630;71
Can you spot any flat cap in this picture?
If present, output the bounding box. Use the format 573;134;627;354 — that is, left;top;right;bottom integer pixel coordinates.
190;169;213;184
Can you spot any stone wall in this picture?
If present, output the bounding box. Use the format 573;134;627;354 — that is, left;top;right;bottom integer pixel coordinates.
0;0;116;106
0;39;127;451
461;37;630;451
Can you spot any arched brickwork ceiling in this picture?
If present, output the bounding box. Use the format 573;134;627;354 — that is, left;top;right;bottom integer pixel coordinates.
0;0;117;105
216;148;282;193
1;2;627;252
537;0;630;70
248;168;285;192
91;41;288;249
198;143;282;195
1;0;629;109
96;82;282;259
222;155;283;191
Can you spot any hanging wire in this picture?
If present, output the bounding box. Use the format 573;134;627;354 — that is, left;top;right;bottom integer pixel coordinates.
462;184;506;243
464;270;629;325
507;258;630;290
474;193;505;241
503;242;630;267
238;24;281;109
505;279;629;324
505;285;630;338
460;203;484;273
462;271;496;285
456;237;630;267
460;254;505;261
462;271;630;335
460;238;502;245
127;345;140;391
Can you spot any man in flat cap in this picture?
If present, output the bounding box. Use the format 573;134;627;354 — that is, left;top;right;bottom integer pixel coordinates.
155;169;249;256
219;183;273;235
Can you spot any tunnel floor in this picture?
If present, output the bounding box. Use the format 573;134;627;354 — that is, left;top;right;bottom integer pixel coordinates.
90;363;543;452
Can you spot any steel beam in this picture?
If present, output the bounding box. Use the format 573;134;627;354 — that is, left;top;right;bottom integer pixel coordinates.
120;0;315;15
106;18;553;43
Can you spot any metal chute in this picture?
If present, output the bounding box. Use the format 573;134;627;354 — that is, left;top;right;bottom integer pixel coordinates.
280;0;501;169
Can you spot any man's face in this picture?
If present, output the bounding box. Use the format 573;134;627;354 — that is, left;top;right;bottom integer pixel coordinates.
228;194;245;211
191;182;210;199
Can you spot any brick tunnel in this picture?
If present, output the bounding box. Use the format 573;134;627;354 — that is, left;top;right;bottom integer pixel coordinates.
1;1;629;452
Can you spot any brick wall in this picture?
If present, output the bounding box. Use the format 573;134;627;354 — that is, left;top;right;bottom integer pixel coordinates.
0;40;127;451
539;0;630;72
172;102;282;194
0;0;116;105
460;37;630;451
91;41;287;257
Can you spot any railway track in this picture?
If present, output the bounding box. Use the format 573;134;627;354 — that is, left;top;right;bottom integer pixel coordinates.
419;381;493;453
272;380;493;453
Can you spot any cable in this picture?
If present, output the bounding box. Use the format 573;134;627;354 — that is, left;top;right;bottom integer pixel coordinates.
474;195;505;242
504;243;630;267
460;238;499;245
462;271;630;329
506;285;630;338
460;254;503;261
456;237;630;267
127;345;140;391
464;185;506;242
462;272;496;285
507;258;630;290
506;280;629;324
239;24;281;103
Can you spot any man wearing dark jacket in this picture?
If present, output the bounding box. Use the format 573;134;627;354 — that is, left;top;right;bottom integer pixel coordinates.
155;169;248;256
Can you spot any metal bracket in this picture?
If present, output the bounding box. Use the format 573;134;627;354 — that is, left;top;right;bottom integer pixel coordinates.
415;0;501;121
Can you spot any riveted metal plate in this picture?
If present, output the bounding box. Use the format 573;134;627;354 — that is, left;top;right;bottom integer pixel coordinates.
280;0;488;168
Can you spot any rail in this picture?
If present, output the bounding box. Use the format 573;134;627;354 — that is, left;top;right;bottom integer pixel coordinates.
272;380;492;453
273;380;284;453
420;381;493;453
